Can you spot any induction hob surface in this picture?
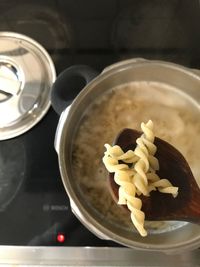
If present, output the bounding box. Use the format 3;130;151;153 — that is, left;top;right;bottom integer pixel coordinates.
0;0;200;246
0;108;120;246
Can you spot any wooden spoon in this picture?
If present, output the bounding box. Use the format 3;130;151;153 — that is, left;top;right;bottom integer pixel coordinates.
109;128;200;223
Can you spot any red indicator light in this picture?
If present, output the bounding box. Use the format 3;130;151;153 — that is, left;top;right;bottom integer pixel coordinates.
57;233;65;243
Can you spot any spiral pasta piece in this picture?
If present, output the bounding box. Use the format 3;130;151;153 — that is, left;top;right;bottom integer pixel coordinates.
102;155;128;173
130;206;147;237
141;120;159;171
115;170;147;236
133;120;157;195
150;179;179;197
103;149;147;236
141;120;155;143
133;173;149;196
104;144;138;164
114;170;135;204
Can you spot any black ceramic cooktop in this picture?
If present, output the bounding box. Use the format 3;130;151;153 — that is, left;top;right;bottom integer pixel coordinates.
0;0;200;246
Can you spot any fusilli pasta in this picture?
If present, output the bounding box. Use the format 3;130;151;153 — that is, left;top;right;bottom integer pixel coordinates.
102;120;179;237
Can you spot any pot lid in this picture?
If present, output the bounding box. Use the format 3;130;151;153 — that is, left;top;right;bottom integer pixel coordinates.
0;32;56;140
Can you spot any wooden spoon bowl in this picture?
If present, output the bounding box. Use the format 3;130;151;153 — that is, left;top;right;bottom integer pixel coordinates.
109;128;200;223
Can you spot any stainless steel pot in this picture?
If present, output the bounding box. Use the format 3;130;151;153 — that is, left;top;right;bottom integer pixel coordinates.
51;58;200;253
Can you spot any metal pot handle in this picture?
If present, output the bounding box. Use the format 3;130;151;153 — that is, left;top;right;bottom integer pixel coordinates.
51;65;98;115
